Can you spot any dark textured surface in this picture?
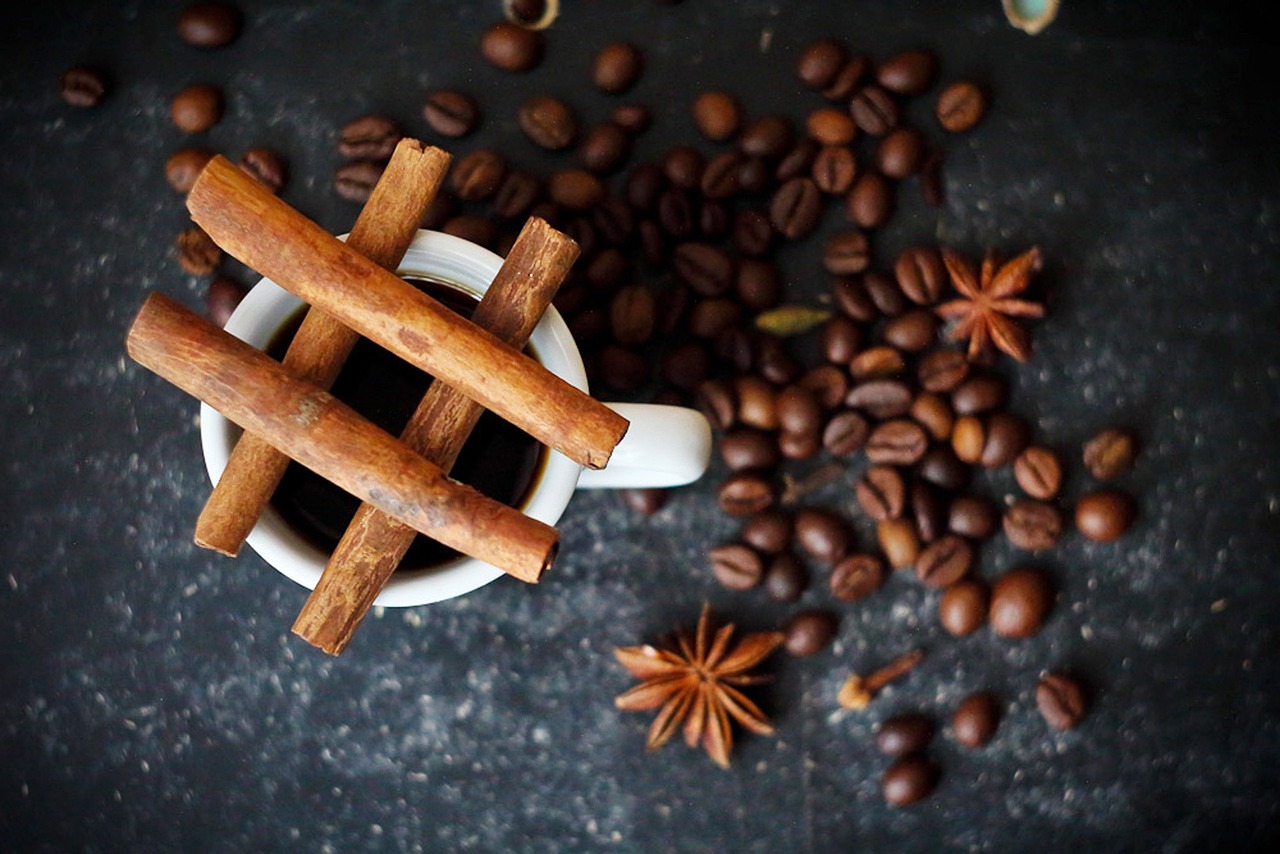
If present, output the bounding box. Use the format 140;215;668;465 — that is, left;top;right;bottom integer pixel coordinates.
2;1;1279;851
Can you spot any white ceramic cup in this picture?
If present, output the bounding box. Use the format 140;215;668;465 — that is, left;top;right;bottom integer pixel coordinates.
200;230;712;606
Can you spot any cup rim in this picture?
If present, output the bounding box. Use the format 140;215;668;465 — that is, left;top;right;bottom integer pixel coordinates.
199;229;587;607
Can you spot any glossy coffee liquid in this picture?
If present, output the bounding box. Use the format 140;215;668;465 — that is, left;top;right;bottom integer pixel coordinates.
267;277;546;569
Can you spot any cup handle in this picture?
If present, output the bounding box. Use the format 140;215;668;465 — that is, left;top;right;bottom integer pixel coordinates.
575;403;712;489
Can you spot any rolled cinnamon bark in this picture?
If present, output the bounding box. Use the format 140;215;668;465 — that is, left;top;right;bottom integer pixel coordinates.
127;293;558;583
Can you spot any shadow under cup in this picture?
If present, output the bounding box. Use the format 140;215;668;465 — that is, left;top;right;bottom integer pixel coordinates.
201;231;588;607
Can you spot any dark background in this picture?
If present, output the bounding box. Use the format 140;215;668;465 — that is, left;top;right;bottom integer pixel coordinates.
3;1;1279;851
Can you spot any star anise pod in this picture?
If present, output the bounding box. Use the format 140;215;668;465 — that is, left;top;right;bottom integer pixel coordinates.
614;603;785;768
935;246;1045;362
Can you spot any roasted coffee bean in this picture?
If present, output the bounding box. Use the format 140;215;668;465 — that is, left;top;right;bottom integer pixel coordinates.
659;341;710;392
548;168;604;210
696;378;736;430
830;553;886;601
796;38;846;89
423;89;479;137
849;345;906;380
915;534;973;588
936;81;988;133
819;410;868;457
662;145;704;189
1083;427;1139;480
611;103;652;134
741;509;793;554
875;713;935;758
846;170;894;229
597;343;647;390
171;83;223;133
794;507;852;563
876;49;937;96
608;284;655;344
625;162;666;211
1003;499;1065;550
877;126;925;179
732;208;774;257
806;108;857;146
864;271;908;317
59;66;108;107
595;198;635;245
480;21;543;71
911;481;947;543
176;226;221;274
734;156;768;194
1036;672;1088;730
1075;490;1136;542
831;275;878;322
755;335;801;386
951;374;1008;415
338;114;400;160
735;375;779;430
882;310;938;353
205;274;246;327
777;385;823;435
637;218;666;265
165;147;214;194
593;42;643;94
1014;446;1062;499
688;298;741;339
620;487;668;515
895;246;947;306
910;392;955;441
822;231;871;275
657;187;696;238
878;518;920;569
239;147;285;193
821;315;862;364
735;259;781;310
784;609;839;657
769;178;822;240
672;242;733;296
939;578;989;636
738;115;794;159
916;445;968;492
849;84;899;136
866;419;928;465
774;138;818;183
698;199;726;240
855;465;905;521
778;428;822;461
799;364;850;409
882;756;938;807
812;145;857;194
989;566;1054;638
709;543;764;590
691;90;742;141
451;149;506;201
579;123;631;173
701;150;744;199
716;328;754;373
951;415;986;464
952;691;1000;747
821;56;869;102
492;170;541;220
764;553;809;602
948;495;1000;540
442;214;496;248
846;379;912;420
980;412;1030;469
178;3;241;48
333;159;384;202
917;348;970;392
519;95;577;149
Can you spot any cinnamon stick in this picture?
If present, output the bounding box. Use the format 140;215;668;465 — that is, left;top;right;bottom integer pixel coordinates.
196;139;449;557
293;217;579;655
186;156;628;470
126;293;558;582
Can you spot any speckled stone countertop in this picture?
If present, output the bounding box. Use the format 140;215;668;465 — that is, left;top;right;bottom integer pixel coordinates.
2;1;1278;851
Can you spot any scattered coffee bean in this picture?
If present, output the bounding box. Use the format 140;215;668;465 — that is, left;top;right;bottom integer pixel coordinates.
673;241;734;296
663;145;704;189
878;518;920;569
822;410;870;456
770;178;823;240
171;83;223;133
696;378;737;430
764;553;809;602
239;147;285;193
980;411;1030;468
863;271;908;317
178;2;241;47
59;66;108;108
776;385;822;435
690;90;741;142
423;89;479;137
915;534;973;588
451;149;506;201
1036;672;1088;730
811;145;857;194
877;126;925;179
701;150;744;199
947;495;1000;541
849;84;899;136
821;56;869;102
1082;427;1139;480
951;691;1000;747
882;755;938;806
338;114;401;161
853;466;903;521
916;445;968;492
333;160;384;202
720;428;779;472
735;259;781;310
576;123;631;176
881;310;938;353
846;170;894;229
822;231;871;275
794;507;851;563
598;343;647;390
799;365;849;409
611;103;652;134
865;419;928;465
718;470;778;516
593;42;643;94
895;246;947;306
783;609;839;657
442;214;496;248
709;543;764;590
620;487;668;515
938;578;989;636
175;226;221;274
830;553;885;601
480;21;543;71
876;48;937;96
875;713;935;757
1014;446;1062;499
806;107;857;146
548;168;605;209
205;274;246;326
1003;499;1065;550
493;169;541;219
820;315;862;364
732;208;774;257
165;147;214;193
910;391;955;440
849;345;906;380
936;81;988;133
989;566;1054;638
951;415;986;464
796;38;846;90
1075;490;1136;542
739;115;794;159
740;509;793;555
917;349;969;393
609;283;655;344
846;379;912;420
519;95;577;150
951;373;1008;415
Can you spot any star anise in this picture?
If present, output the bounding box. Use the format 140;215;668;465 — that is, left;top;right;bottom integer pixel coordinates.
935;246;1045;362
614;603;785;768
